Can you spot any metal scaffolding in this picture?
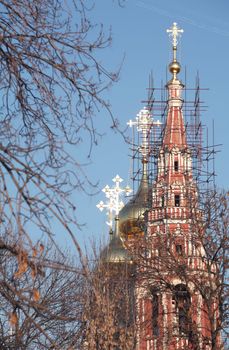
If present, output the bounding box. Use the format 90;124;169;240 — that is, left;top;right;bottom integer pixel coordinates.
127;72;220;210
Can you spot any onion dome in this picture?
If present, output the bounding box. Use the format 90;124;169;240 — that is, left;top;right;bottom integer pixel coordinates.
101;217;132;263
119;161;149;238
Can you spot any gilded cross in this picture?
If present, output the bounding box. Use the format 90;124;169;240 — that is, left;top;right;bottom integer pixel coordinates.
97;175;132;227
166;22;184;47
127;107;161;160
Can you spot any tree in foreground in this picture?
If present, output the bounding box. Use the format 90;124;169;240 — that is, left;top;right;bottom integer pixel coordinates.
0;0;123;346
0;247;85;349
0;240;138;349
82;259;136;350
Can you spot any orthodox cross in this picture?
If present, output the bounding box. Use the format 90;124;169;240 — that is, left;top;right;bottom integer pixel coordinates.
127;107;161;161
166;22;184;47
97;175;132;228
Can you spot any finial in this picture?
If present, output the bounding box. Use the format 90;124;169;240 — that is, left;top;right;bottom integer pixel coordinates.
167;22;184;49
127;107;161;162
97;175;132;230
166;22;184;80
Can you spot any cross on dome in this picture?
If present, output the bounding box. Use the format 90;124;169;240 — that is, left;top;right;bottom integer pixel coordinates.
166;22;184;47
97;175;132;227
127;107;161;159
96;198;114;228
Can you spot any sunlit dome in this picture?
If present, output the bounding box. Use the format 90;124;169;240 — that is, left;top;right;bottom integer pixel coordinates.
101;218;132;264
119;162;149;238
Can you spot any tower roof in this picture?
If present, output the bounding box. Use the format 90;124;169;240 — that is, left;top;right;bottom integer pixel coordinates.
163;23;187;150
162;94;187;149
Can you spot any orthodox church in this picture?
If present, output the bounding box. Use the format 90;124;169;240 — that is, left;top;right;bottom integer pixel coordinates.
96;23;221;350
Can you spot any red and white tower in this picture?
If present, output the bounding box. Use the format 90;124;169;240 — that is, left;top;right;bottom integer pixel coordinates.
135;23;221;350
96;22;222;350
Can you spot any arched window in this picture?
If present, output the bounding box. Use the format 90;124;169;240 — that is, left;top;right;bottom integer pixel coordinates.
151;290;159;336
173;284;190;336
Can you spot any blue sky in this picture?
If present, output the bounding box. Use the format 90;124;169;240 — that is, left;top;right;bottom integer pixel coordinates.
65;0;229;250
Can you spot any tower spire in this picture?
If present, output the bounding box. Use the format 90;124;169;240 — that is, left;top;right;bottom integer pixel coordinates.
166;22;184;81
163;22;186;149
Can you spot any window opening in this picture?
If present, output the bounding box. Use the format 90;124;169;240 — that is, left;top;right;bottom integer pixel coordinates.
152;293;159;336
173;285;191;336
175;194;180;207
176;244;182;255
174;160;179;172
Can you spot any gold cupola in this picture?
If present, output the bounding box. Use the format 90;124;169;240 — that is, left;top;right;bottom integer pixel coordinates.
101;216;132;263
119;160;149;238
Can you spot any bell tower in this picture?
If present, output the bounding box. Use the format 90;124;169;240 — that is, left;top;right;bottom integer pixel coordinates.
135;23;221;350
96;22;222;350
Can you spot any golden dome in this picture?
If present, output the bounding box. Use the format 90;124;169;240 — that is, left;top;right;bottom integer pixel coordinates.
101;217;132;264
119;162;149;237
